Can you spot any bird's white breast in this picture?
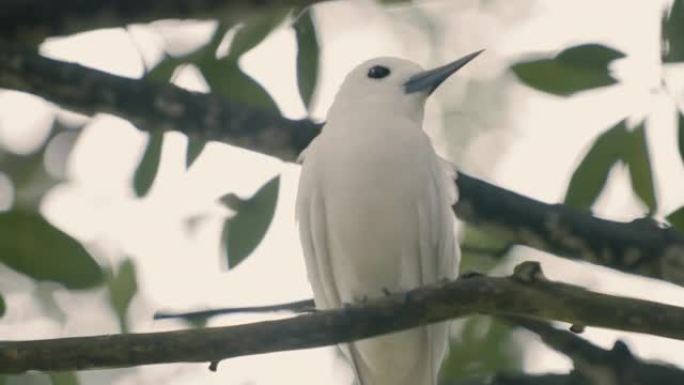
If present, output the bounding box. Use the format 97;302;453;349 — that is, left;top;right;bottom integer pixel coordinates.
301;114;442;302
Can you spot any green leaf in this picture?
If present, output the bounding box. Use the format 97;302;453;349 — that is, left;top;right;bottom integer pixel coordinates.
200;58;278;111
227;12;286;60
678;111;684;164
0;292;5;318
221;176;280;269
662;0;684;62
185;137;207;169
0;211;103;289
294;9;320;110
624;122;657;213
511;44;625;96
667;207;684;231
49;372;79;385
133;131;164;197
564;120;628;210
107;259;138;333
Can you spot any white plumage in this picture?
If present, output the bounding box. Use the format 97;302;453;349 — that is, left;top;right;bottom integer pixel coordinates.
296;53;480;385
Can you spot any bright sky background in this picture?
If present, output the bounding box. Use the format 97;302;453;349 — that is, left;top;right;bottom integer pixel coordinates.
1;0;684;384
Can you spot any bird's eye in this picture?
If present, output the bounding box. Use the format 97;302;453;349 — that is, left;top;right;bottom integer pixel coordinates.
367;65;391;79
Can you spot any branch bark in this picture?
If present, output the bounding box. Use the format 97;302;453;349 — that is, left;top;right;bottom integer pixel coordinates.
2;46;683;287
0;0;324;44
508;318;684;384
2;262;684;373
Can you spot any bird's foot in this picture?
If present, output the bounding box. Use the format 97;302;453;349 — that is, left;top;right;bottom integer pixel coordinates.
381;287;392;296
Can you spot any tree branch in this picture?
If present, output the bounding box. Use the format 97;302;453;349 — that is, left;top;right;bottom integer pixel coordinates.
454;174;684;285
443;372;587;385
508;318;684;384
0;44;320;160
1;0;324;44
2;262;684;373
1;46;684;286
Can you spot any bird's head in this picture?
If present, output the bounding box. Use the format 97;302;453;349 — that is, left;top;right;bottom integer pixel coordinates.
328;50;483;123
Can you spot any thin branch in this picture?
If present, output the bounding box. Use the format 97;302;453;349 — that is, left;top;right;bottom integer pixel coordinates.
2;262;684;373
442;372;587;385
508;318;684;384
1;46;684;286
0;0;324;44
154;299;315;321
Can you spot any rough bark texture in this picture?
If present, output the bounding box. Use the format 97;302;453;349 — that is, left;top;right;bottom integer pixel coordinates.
0;0;325;43
2;262;684;373
0;45;320;160
509;318;684;385
454;173;684;284
1;45;683;287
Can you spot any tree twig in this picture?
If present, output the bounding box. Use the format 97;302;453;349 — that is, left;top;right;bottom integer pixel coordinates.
1;45;684;286
2;261;684;373
154;299;315;321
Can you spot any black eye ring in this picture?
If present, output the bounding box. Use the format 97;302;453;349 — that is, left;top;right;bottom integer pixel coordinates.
367;65;391;79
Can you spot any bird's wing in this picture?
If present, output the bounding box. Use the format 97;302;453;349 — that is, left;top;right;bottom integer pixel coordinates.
417;154;460;380
296;163;340;309
296;156;364;382
437;156;458;204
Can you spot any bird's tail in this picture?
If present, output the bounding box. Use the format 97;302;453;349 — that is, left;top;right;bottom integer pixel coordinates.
344;324;446;385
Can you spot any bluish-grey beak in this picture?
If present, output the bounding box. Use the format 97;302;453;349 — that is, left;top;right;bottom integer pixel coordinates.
403;49;484;94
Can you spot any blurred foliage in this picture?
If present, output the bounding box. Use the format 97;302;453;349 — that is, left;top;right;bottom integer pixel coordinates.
0;292;5;318
185;137;206;169
662;0;684;63
48;372;78;385
623;123;657;213
510;0;684;218
441;316;523;381
294;8;320;111
511;44;625;96
221;175;280;269
1;119;81;209
668;207;684;231
563;120;656;213
0;210;102;289
459;225;511;273
107;259;139;333
133;131;164;197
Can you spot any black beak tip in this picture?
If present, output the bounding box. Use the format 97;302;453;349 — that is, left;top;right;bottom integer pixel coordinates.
403;49;485;94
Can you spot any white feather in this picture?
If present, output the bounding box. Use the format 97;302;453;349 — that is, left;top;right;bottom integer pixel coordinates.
296;57;461;385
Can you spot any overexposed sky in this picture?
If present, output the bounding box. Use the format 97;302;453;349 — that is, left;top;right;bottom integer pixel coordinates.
1;0;684;384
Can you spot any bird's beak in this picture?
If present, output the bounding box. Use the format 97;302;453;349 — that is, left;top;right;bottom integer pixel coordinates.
403;49;484;94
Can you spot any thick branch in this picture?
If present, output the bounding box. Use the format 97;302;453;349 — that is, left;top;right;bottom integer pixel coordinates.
1;0;324;44
454;174;684;285
2;46;684;286
2;262;684;373
0;45;320;160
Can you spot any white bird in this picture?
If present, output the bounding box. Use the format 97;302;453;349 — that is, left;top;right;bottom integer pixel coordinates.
296;51;482;385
